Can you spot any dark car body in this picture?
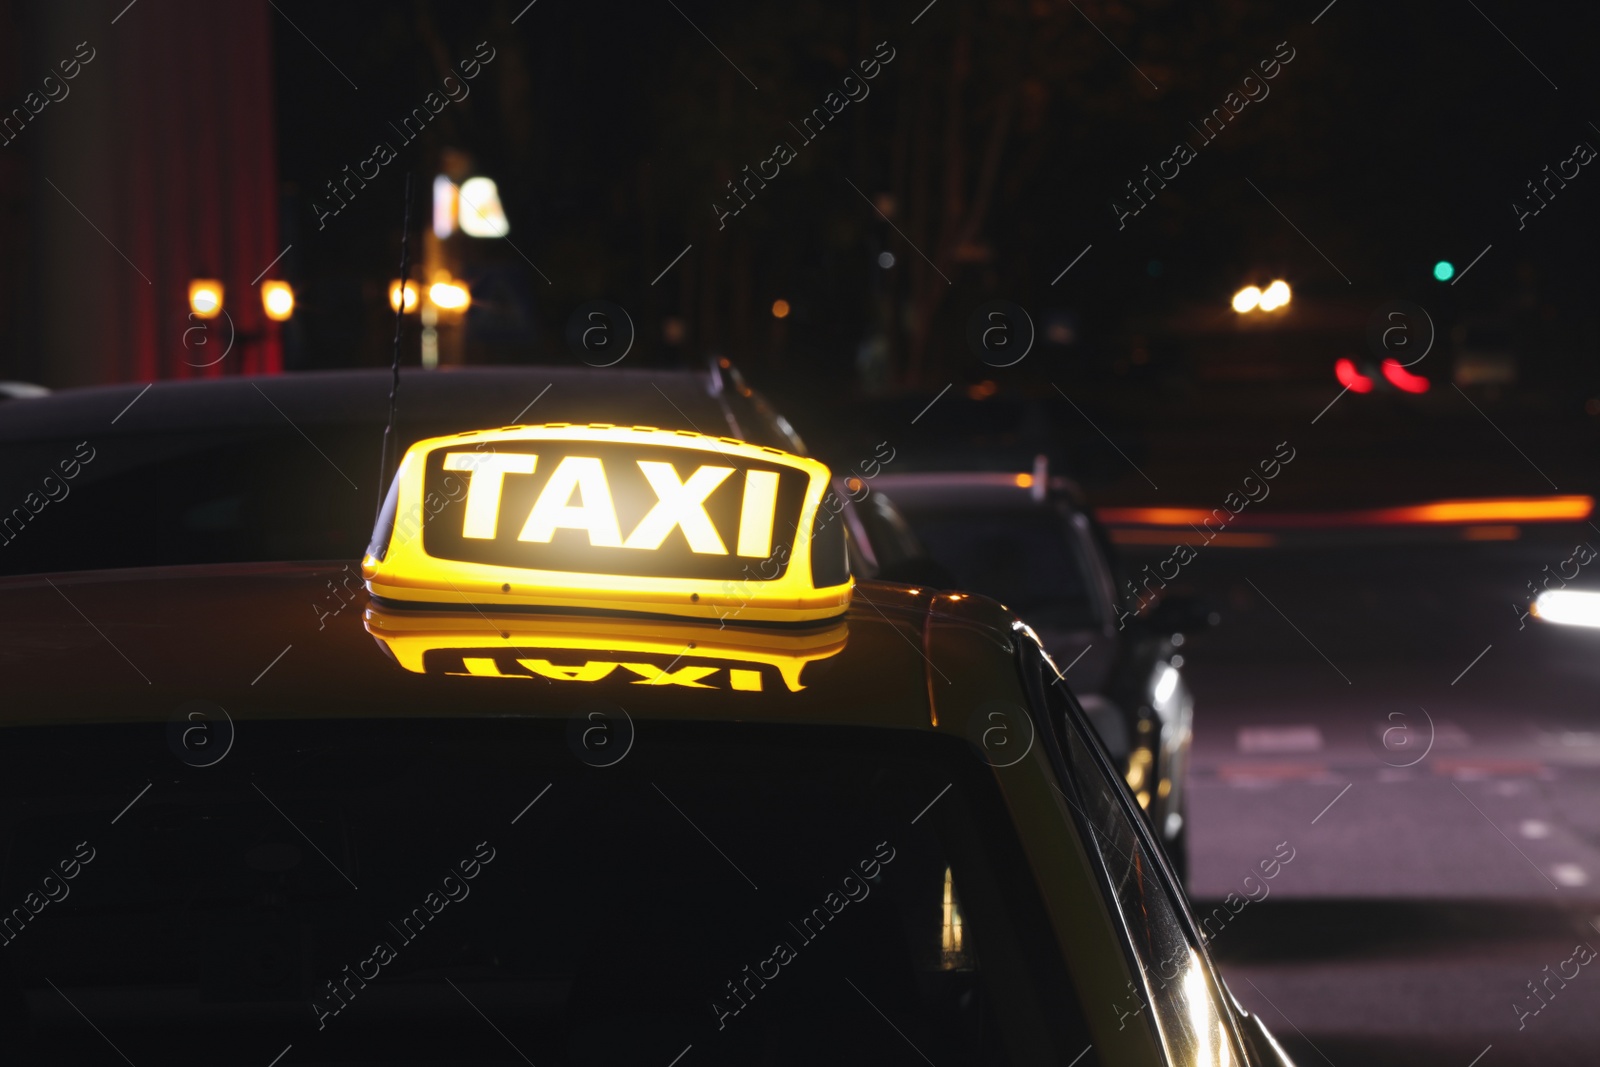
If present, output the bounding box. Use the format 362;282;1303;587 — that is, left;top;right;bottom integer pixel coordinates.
0;564;1288;1065
0;362;805;576
867;470;1195;875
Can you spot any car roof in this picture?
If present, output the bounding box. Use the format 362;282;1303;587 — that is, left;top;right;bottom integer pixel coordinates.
0;565;1021;732
0;364;796;452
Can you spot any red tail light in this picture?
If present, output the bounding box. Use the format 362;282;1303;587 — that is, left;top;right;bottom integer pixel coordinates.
1335;358;1374;394
1381;359;1430;394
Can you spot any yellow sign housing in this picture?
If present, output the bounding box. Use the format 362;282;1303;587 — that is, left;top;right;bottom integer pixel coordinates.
364;424;852;623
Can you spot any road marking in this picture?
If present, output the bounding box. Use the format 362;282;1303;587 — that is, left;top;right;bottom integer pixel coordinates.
1551;863;1588;887
1451;782;1560;890
1311;782;1353;824
1239;725;1323;754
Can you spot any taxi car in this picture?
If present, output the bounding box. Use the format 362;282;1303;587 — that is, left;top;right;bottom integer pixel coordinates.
0;361;805;576
0;423;1291;1065
870;466;1202;876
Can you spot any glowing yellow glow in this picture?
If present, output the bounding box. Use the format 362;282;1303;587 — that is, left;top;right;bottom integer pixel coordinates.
623;462;734;553
1231;285;1261;313
1014;473;1033;488
389;280;418;312
365;608;848;691
518;456;623;546
771;299;791;319
1126;746;1153;794
444;452;538;538
261;281;295;321
429;280;471;310
189;279;223;319
940;867;967;968
736;470;780;558
1259;279;1291;311
365;424;852;623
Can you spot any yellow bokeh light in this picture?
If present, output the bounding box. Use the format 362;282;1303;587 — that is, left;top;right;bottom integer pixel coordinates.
189;279;224;319
1231;285;1261;314
389;280;418;313
771;299;791;319
1259;279;1291;311
429;280;471;311
261;281;294;321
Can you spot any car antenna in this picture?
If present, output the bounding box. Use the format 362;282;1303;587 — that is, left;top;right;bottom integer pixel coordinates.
375;171;414;523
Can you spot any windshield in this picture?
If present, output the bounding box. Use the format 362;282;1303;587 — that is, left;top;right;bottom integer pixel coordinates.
0;719;1097;1066
895;505;1100;630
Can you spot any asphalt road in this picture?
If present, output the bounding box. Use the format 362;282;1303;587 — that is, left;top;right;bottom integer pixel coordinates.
1119;532;1600;1066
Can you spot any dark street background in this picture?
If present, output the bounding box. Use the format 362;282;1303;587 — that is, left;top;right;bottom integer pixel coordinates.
2;1;1599;1063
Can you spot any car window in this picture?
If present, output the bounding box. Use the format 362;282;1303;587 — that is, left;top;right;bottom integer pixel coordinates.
1035;652;1246;1066
894;505;1099;629
0;719;1097;1066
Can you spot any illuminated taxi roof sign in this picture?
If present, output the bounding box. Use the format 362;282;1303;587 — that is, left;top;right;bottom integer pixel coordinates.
364;424;851;623
365;607;848;693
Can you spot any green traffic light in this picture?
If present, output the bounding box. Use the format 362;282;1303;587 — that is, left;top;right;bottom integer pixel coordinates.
1433;260;1455;282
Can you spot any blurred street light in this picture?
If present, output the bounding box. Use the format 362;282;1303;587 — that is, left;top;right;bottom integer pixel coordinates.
261;281;294;322
1233;280;1291;314
771;298;791;319
458;176;509;237
189;279;224;319
877;251;896;269
1433;260;1455;282
389;280;418;313
429;279;471;311
1259;279;1292;311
